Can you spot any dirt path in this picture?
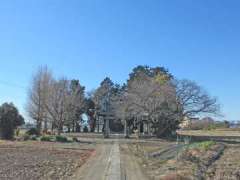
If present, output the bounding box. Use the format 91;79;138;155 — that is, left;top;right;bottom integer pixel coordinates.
105;142;121;180
74;139;148;180
120;144;148;180
74;142;112;180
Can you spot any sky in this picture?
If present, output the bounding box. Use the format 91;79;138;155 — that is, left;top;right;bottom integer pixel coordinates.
0;0;240;121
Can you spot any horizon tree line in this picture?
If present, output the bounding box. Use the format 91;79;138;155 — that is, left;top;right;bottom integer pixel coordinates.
26;65;220;137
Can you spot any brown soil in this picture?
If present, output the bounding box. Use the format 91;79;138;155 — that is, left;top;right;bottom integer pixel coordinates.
0;141;94;180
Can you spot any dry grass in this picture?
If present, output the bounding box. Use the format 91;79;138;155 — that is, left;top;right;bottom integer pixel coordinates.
206;144;240;180
177;130;240;137
129;140;240;180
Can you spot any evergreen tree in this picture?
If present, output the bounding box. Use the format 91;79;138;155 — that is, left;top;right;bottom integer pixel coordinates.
0;103;25;139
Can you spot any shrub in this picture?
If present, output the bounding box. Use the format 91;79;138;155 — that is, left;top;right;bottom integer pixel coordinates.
31;135;38;141
27;128;39;136
55;135;68;142
0;103;24;139
40;136;53;142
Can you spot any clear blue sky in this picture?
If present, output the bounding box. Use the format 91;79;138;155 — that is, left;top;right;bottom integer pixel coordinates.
0;0;240;121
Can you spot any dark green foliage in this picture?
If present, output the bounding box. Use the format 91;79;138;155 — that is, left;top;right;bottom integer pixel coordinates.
128;65;173;82
31;135;38;141
100;77;114;87
26;128;39;136
55;135;68;142
14;114;25;127
0;103;25;139
40;135;53;142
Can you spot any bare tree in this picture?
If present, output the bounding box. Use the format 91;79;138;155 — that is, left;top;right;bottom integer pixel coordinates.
44;78;69;135
26;66;53;133
27;65;87;134
175;79;220;119
123;70;179;136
